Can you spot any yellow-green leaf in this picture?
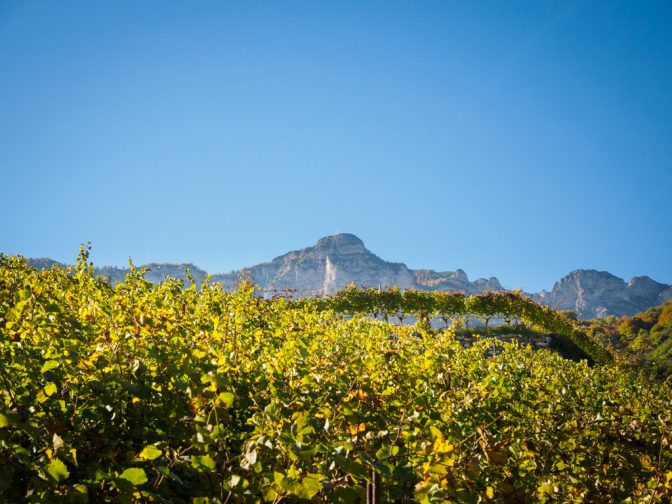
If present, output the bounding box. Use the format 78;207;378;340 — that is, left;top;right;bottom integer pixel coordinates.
192;454;216;470
139;445;163;461
47;458;70;482
641;455;654;471
41;360;59;373
44;382;58;397
537;483;554;496
296;476;322;499
218;391;234;408
119;467;148;485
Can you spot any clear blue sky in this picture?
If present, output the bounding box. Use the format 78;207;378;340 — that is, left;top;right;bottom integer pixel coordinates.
1;1;671;292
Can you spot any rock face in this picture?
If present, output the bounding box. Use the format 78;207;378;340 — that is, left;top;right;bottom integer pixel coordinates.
23;233;670;319
533;270;671;319
658;287;672;305
210;233;502;295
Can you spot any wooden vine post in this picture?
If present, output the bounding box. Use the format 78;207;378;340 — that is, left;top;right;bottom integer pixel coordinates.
366;469;381;504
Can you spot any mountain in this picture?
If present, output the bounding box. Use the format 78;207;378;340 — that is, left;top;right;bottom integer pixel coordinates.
23;233;671;319
97;263;208;285
210;233;502;295
24;259;208;286
533;270;672;319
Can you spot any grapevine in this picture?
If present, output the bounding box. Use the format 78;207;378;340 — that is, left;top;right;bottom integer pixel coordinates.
0;254;670;502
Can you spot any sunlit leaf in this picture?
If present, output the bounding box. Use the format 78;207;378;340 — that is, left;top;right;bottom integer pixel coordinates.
46;458;70;482
192;455;216;470
41;360;59;373
44;382;58;397
119;467;148;485
138;445;162;461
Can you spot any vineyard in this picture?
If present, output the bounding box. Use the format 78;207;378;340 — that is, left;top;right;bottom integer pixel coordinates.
1;249;672;502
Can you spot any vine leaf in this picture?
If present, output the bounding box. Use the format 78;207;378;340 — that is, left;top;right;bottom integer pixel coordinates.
119;468;148;485
47;458;70;482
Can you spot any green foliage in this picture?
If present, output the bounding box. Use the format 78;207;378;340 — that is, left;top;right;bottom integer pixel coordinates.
119;467;148;486
301;285;613;365
46;458;70;482
0;254;670;502
584;300;672;380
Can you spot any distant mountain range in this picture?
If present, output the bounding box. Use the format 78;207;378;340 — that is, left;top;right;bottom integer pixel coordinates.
25;233;672;320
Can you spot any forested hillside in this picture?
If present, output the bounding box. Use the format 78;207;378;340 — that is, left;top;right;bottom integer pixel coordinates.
582;301;672;380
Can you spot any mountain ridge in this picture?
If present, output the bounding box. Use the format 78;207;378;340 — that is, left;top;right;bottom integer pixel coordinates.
207;233;503;296
22;233;671;319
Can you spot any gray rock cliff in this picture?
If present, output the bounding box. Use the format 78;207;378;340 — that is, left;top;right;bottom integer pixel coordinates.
210;233;501;295
533;270;671;319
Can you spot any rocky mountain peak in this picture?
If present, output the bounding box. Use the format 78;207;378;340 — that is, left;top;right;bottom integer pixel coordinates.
454;269;469;282
627;275;665;290
534;269;670;319
562;269;621;283
313;233;367;255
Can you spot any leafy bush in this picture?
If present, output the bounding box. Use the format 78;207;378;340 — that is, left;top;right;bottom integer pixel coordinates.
1;252;671;502
584;301;672;380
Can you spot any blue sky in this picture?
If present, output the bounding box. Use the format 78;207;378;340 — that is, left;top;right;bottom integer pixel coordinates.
1;1;671;292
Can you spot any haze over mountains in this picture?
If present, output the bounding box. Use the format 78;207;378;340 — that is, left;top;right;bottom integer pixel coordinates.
25;233;672;320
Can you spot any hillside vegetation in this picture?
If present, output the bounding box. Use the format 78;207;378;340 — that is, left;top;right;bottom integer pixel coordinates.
1;250;671;502
582;301;672;380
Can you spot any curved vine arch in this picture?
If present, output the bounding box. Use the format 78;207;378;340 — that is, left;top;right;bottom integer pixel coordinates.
294;286;613;365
